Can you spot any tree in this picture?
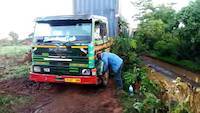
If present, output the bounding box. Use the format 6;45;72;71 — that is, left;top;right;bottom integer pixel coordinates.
136;19;166;50
131;0;155;21
118;17;129;37
9;31;19;44
176;0;200;61
135;0;200;65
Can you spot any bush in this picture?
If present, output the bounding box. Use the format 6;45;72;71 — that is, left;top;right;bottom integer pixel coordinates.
111;37;140;69
123;67;146;90
135;19;166;50
132;93;162;113
154;34;180;57
112;37;167;112
140;76;161;96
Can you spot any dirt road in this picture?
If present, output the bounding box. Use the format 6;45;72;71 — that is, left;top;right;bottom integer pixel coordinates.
142;56;200;88
0;78;122;113
142;56;200;113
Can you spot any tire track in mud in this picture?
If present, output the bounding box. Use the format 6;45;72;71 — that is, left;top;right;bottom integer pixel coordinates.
142;56;200;88
0;78;122;113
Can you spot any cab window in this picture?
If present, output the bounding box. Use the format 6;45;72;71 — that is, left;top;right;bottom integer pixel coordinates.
94;21;108;45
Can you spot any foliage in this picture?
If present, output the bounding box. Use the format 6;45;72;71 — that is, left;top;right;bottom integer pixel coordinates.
131;0;154;21
118;17;129;37
111;37;140;69
120;0;200;112
140;75;161;96
171;103;190;113
141;5;177;32
120;95;138;113
170;96;190;113
121;91;166;113
153;34;180;56
0;45;30;57
9;31;19;44
132;93;162;113
175;0;200;62
136;19;166;50
123;67;146;90
112;37;167;113
135;0;200;71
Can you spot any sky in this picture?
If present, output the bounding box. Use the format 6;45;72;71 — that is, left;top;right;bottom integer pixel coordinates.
121;0;191;29
0;0;191;39
0;0;73;39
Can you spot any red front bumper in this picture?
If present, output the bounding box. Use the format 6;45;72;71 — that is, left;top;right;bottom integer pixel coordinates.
29;72;100;85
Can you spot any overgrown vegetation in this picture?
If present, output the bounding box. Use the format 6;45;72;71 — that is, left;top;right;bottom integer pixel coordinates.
134;0;200;72
111;37;169;113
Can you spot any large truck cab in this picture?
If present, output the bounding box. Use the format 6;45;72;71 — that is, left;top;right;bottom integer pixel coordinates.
29;15;112;85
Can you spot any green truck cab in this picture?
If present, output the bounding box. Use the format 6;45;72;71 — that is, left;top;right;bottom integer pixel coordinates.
29;15;112;85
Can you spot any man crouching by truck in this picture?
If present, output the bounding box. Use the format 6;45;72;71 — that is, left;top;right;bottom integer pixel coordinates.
97;52;125;95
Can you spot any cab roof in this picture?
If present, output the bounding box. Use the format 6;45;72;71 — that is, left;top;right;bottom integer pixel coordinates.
35;15;107;22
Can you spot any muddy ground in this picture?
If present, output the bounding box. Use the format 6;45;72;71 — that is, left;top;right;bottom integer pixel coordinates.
142;56;200;88
0;78;122;113
0;55;121;113
143;56;200;113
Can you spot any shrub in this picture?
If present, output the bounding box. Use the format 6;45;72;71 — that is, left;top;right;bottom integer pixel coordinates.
123;67;146;90
111;37;140;69
112;37;166;113
154;34;180;57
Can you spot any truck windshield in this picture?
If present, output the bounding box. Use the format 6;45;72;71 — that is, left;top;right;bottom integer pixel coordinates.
34;20;92;44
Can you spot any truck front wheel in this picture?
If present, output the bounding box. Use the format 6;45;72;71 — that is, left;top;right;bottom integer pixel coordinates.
100;71;109;87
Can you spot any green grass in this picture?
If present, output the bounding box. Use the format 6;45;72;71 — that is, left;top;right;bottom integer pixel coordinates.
0;45;31;80
0;95;31;113
1;64;30;80
150;53;200;73
0;45;31;57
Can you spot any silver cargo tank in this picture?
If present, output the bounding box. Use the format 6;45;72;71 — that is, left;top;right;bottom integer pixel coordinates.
73;0;119;37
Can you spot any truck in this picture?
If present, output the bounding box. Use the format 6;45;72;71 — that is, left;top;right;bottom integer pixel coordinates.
29;15;112;86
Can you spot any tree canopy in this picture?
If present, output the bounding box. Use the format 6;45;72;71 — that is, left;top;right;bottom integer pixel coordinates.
135;0;200;64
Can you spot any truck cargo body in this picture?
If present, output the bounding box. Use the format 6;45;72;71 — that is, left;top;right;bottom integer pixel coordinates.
73;0;119;37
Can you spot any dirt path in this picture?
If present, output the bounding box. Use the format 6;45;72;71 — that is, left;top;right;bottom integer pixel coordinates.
142;56;200;88
142;56;200;113
0;78;122;113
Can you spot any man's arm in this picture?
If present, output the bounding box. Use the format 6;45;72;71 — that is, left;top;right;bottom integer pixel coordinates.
102;55;108;74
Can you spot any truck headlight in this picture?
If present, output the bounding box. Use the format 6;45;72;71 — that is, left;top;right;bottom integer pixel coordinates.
82;69;90;75
43;68;50;72
33;66;41;72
